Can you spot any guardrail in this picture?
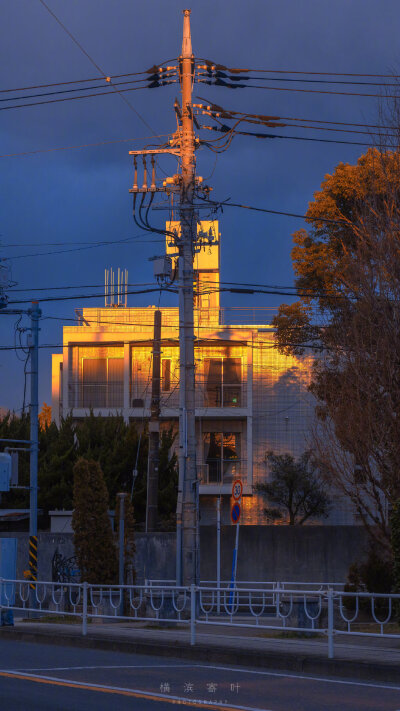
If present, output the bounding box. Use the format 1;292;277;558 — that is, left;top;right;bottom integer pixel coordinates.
1;578;399;659
146;579;346;592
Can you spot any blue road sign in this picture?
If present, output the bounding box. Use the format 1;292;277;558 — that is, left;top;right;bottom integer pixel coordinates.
231;502;241;524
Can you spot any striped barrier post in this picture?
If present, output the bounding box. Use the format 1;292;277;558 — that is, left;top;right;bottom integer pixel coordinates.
29;535;38;591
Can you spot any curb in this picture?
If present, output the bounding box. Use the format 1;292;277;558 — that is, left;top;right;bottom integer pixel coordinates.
1;626;399;684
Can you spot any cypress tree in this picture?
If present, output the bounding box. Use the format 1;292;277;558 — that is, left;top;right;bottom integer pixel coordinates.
72;458;117;584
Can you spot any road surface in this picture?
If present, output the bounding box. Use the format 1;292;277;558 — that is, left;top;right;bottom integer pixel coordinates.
0;638;399;710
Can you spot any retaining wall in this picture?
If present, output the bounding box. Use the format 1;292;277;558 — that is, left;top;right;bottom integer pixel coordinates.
0;525;369;584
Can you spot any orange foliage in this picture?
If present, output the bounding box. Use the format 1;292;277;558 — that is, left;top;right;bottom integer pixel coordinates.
38;402;52;430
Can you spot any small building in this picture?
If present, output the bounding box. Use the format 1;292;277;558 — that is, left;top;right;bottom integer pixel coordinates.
52;221;355;525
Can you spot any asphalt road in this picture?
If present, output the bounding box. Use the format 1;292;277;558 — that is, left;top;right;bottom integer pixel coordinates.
0;639;400;711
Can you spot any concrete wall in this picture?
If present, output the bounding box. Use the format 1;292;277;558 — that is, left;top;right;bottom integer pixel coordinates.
0;532;75;581
0;525;369;584
200;525;369;583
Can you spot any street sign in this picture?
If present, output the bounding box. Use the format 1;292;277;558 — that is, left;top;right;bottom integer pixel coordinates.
231;502;241;524
232;479;243;501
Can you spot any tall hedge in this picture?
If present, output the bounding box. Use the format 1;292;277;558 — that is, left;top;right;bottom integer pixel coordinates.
72;457;117;584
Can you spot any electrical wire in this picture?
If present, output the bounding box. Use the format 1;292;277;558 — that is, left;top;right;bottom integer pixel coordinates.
0;83;169;112
197;71;400;88
197;61;400;79
2;233;164;260
7;286;178;305
196;98;398;131
197;77;400;100
195;193;345;224
0;68;165;95
37;0;168;142
203;123;384;148
0;134;172;159
0;75;168;104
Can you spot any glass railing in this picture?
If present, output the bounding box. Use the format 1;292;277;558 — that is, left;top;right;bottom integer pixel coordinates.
197;460;247;485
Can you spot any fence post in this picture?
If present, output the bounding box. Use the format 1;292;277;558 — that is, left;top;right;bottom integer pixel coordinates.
190;584;196;646
82;582;88;636
327;588;334;659
275;582;281;617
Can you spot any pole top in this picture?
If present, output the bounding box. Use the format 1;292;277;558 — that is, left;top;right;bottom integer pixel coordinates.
182;9;192;57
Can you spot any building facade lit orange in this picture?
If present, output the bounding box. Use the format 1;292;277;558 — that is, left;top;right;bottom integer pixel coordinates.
52;222;355;525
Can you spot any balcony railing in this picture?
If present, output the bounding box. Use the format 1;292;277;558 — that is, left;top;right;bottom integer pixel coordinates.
160;383;247;410
197;460;247;485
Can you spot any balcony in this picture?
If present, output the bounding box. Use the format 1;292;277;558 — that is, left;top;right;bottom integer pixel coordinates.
197;460;247;486
160;383;247;411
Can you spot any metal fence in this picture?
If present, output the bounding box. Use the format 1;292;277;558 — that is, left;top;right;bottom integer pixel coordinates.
1;578;399;660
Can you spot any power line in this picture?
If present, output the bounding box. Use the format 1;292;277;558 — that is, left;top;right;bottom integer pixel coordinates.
7;286;178;305
0;75;165;104
196;195;345;223
196;99;396;131
205;124;382;147
37;0;164;139
197;78;400;100
0;84;159;112
2;234;164;260
198;61;400;79
197;70;400;88
0;135;171;159
0;69;154;95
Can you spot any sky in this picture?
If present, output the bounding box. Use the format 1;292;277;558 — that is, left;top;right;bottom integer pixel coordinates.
1;0;400;412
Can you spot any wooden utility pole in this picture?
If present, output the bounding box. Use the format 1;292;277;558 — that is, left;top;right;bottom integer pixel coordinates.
146;309;162;532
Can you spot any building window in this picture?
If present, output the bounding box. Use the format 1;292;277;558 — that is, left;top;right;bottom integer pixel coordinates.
203;432;241;484
82;357;123;408
162;359;171;391
205;357;242;407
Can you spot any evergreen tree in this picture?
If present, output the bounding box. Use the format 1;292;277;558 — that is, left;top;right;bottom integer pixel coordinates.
115;495;136;584
157;427;178;530
38;415;76;511
72;458;117;584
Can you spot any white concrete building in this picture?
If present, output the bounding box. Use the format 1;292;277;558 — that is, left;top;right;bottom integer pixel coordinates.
52;222;355;525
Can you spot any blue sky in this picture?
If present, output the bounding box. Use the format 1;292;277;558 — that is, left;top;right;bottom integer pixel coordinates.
1;0;399;411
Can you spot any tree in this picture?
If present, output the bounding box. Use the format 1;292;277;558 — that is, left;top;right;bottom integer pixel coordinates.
256;451;331;525
115;495;136;584
157;427;178;530
38;403;52;430
72;458;117;584
273;147;400;553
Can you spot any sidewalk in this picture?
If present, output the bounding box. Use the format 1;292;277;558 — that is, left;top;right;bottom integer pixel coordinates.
1;618;400;683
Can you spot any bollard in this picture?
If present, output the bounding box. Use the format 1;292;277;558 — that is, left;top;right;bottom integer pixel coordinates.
82;582;88;636
327;588;334;659
190;584;196;646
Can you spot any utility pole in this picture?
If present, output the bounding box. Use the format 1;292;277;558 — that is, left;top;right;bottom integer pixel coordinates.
117;492;127;616
128;9;200;587
146;308;162;532
177;9;199;587
28;301;41;590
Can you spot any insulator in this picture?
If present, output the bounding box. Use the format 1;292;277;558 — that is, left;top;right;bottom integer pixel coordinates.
150;156;156;191
142;156;148;190
133;156;138;192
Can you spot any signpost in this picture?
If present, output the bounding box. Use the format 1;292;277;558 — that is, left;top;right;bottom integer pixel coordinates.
229;480;242;609
231;502;241;524
232;479;243;501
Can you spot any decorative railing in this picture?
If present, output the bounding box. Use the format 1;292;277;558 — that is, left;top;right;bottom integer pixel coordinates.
2;578;399;659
